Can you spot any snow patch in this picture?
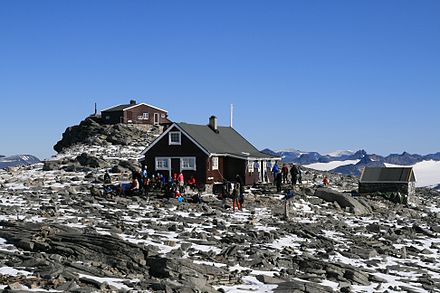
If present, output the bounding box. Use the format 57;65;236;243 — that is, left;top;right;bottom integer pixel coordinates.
304;160;360;171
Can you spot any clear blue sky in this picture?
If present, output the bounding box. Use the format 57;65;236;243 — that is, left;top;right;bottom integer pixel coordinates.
1;0;439;159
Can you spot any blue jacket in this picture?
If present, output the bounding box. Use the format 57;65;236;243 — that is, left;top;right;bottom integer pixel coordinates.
272;164;279;174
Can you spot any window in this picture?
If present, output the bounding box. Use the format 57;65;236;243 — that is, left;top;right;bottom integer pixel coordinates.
161;113;166;118
181;157;196;170
156;158;169;170
105;116;110;120
212;156;219;170
248;161;254;172
169;131;181;145
142;113;149;120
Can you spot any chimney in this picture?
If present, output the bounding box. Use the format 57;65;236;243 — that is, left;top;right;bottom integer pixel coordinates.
209;115;218;133
129;99;136;105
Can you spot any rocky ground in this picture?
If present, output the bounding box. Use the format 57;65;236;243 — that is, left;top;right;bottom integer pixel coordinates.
1;120;440;293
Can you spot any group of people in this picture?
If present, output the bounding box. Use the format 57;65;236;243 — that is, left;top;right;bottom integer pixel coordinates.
272;163;302;192
103;167;198;198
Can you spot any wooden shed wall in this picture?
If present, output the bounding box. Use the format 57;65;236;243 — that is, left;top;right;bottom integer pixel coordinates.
359;182;412;196
101;111;124;124
124;104;170;125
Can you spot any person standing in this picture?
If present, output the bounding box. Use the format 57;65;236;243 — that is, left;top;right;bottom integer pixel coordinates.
236;174;245;209
290;165;299;185
282;164;289;184
232;182;241;211
275;172;282;192
297;165;302;184
272;162;279;185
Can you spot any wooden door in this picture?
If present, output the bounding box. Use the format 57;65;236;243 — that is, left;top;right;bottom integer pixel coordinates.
171;158;180;180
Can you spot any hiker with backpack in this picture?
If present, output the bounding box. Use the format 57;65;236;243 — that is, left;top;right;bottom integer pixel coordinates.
290;164;299;185
272;162;280;184
282;164;289;184
236;174;245;209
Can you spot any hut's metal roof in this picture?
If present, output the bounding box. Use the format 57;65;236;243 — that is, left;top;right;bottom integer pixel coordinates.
360;167;416;183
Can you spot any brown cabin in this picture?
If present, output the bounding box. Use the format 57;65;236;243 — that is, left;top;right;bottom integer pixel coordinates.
140;116;281;186
359;167;416;197
101;100;171;125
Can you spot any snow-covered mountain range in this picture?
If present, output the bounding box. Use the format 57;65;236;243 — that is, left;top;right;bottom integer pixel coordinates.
0;154;41;169
262;148;440;188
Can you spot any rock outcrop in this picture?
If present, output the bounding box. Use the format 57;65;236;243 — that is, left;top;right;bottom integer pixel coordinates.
54;117;162;153
314;187;372;215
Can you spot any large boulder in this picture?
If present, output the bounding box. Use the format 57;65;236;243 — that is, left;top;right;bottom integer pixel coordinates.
76;153;109;169
314;188;371;215
43;160;63;171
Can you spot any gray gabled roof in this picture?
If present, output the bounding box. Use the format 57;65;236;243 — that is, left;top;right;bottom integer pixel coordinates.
141;122;279;159
101;103;168;113
102;104;133;112
360;167;416;183
177;123;276;159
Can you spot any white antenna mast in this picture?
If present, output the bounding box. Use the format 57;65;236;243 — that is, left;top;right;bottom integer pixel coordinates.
230;104;233;128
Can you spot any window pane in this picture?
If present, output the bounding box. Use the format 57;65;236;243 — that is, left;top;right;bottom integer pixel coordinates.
169;132;181;144
212;157;218;170
181;157;196;170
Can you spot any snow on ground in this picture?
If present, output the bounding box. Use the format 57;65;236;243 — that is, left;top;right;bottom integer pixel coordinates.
2;143;440;292
385;160;440;187
303;159;360;171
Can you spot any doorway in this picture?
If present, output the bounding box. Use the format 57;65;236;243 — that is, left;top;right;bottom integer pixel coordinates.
154;113;160;125
171;158;180;179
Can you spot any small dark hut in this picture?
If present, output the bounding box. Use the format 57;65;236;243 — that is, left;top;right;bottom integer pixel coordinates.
359;167;416;197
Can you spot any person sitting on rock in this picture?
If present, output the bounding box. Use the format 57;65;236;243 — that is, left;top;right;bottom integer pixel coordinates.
104;171;111;184
187;176;197;191
191;192;202;204
178;172;185;193
323;176;330;187
126;175;140;196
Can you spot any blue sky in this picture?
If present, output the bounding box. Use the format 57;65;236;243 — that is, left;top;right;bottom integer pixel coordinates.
1;0;439;159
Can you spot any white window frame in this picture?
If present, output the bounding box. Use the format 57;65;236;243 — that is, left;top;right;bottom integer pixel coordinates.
248;160;254;172
142;112;149;120
181;157;196;171
169;131;181;145
161;113;166;118
155;157;170;170
212;156;219;170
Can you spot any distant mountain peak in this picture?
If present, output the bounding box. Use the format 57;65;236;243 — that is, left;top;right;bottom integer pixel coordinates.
0;154;41;169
